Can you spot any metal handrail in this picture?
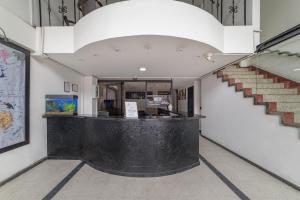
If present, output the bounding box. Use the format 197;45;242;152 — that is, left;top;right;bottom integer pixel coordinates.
256;24;300;53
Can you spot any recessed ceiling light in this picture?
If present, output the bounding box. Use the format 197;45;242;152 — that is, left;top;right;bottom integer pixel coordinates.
144;44;151;50
205;53;214;62
114;48;121;53
293;68;300;71
93;54;99;57
139;67;147;72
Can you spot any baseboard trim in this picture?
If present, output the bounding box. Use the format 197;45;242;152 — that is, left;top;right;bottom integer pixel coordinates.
200;133;300;192
0;157;47;187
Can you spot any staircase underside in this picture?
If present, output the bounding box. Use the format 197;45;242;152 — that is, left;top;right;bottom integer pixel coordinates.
216;65;300;128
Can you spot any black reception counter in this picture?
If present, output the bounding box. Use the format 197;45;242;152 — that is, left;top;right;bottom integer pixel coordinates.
44;114;203;177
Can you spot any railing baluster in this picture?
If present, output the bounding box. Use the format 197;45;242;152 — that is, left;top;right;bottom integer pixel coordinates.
221;0;223;24
244;0;247;25
229;0;238;26
74;0;77;23
232;0;235;25
39;0;42;26
48;0;51;26
216;0;219;20
37;0;250;27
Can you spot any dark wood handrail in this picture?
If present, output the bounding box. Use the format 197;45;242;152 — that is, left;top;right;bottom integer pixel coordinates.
256;24;300;53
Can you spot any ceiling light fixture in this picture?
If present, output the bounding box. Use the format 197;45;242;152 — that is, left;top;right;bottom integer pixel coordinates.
205;53;214;62
204;53;249;63
294;68;300;71
144;44;151;50
114;48;121;53
176;47;184;52
139;67;147;72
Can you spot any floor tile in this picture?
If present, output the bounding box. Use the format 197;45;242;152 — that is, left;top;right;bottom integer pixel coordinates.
0;160;80;200
199;136;300;200
53;163;239;200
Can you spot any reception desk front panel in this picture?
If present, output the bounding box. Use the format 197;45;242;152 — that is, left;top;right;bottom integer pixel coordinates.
46;115;200;177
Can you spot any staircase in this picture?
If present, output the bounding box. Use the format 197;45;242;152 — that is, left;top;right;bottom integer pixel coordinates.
216;65;300;128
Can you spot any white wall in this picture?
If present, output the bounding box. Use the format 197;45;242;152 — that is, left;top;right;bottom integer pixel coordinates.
201;74;300;187
0;5;84;182
224;26;256;53
178;98;188;113
261;0;300;42
0;0;32;25
0;5;36;50
0;57;83;182
82;76;98;115
193;80;201;115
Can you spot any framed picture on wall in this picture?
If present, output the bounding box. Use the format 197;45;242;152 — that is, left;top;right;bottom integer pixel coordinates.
0;38;30;153
72;84;78;92
182;89;186;100
177;89;186;100
64;82;70;92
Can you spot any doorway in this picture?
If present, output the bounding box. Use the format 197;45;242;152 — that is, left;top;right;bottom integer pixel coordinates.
187;86;194;115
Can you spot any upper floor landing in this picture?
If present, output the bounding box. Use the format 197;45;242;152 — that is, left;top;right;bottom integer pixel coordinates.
38;0;260;55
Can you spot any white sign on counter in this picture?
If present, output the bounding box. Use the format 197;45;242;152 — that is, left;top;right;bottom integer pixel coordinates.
125;102;138;118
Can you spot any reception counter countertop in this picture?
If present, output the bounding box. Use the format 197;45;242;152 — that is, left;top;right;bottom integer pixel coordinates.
44;113;203;177
43;112;205;120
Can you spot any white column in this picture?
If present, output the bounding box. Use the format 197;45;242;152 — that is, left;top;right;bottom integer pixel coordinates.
194;79;201;131
193;79;201;115
252;0;261;47
82;76;98;115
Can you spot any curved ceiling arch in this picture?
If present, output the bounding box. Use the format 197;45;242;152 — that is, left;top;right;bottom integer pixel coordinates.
73;0;224;53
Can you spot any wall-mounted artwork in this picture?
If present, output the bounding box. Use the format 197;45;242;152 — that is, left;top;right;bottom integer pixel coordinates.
0;38;30;153
64;82;70;92
178;89;186;100
72;84;78;92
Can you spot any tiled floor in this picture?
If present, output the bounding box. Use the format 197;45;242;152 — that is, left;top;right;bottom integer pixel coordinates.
0;136;299;200
53;161;237;200
199;137;300;200
0;160;80;200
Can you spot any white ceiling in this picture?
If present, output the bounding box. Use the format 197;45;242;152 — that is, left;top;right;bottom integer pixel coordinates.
49;35;248;88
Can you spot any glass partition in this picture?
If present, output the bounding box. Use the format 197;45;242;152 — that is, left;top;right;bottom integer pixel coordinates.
98;81;122;116
229;33;300;127
146;82;172;115
123;81;147;115
97;80;172;116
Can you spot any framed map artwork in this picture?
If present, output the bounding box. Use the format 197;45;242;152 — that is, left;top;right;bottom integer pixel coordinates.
0;38;30;153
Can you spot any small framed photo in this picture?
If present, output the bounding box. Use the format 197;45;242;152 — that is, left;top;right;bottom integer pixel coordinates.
64;82;70;92
72;84;78;92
